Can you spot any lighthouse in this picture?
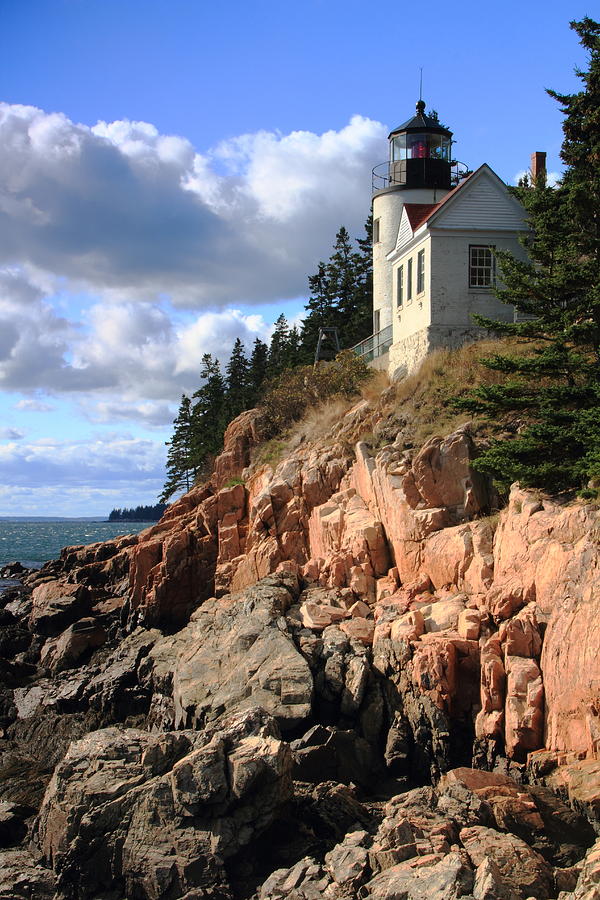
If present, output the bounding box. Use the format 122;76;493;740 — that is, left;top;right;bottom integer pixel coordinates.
363;101;531;378
372;100;453;335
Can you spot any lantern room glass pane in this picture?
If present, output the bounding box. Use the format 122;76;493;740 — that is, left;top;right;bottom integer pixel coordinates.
392;132;452;161
391;135;407;161
407;133;428;158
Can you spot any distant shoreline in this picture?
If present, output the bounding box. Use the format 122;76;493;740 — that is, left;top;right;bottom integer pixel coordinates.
0;517;158;523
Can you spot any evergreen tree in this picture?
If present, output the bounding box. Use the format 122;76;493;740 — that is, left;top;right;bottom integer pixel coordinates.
300;219;374;359
191;354;227;466
286;325;303;368
352;215;375;343
225;338;250;419
160;395;197;503
268;314;291;376
327;226;358;335
300;261;337;361
456;18;600;493
248;337;269;404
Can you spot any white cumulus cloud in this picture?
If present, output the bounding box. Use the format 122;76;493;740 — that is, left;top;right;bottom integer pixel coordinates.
0;103;386;307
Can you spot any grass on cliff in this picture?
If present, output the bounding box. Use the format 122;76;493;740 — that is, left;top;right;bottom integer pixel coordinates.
385;338;539;449
249;338;539;471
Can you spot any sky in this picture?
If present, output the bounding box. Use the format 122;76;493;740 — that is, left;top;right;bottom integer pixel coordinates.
0;0;592;516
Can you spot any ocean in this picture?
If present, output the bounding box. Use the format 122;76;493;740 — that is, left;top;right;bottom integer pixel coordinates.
0;518;155;585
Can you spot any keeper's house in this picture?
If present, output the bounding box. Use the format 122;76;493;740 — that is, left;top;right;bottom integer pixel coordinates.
357;99;542;378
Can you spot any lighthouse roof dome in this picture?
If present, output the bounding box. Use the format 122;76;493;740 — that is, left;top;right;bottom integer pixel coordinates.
389;99;452;139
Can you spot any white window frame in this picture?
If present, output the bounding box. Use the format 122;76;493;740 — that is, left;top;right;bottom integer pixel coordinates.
373;218;381;244
396;265;403;307
417;248;425;294
373;309;381;334
407;257;413;302
469;245;496;288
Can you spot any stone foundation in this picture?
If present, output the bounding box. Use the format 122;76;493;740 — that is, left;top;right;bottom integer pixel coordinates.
388;326;491;378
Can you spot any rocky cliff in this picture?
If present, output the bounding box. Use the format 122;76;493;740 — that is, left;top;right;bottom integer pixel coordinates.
1;396;599;899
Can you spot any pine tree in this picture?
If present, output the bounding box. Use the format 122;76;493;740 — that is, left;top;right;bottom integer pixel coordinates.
268;314;291;376
352;215;375;344
191;354;227;467
160;395;197;503
225;338;250;419
456;18;600;493
300;219;373;360
300;261;337;360
248;337;269;404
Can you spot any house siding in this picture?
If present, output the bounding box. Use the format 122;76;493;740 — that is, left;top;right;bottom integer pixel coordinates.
434;179;526;231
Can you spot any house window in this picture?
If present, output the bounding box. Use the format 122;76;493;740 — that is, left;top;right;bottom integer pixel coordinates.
396;266;403;307
469;245;496;288
373;309;380;334
407;258;413;301
373;218;380;243
417;249;425;294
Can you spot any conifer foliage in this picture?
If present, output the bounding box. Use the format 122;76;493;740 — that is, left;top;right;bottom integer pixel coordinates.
456;18;600;493
300;219;373;359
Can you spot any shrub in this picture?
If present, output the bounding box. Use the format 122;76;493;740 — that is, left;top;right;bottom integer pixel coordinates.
259;350;371;437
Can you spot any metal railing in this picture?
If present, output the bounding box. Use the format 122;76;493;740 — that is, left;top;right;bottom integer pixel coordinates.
352;324;393;362
371;160;471;193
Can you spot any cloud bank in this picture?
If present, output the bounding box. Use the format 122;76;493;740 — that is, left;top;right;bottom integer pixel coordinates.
0;103;385;307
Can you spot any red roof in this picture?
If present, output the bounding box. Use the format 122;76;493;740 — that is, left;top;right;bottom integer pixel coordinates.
403;203;437;231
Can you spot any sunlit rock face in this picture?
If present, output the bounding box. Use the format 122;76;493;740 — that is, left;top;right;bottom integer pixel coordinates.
2;402;600;898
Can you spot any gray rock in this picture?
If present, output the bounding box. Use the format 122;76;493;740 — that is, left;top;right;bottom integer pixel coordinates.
325;829;370;888
473;857;520;900
259;857;330;899
291;725;382;789
39;617;106;672
170;580;313;732
35;707;291;899
0;848;56;898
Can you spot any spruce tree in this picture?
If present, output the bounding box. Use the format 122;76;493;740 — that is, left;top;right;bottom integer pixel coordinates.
225;338;250;419
300;218;373;360
191;354;227;467
327;226;358;339
160;395;197;503
300;261;337;360
248;337;269;404
456;18;600;493
353;215;375;343
268;314;291;376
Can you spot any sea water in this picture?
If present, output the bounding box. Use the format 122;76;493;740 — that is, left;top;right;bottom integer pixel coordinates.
0;518;155;591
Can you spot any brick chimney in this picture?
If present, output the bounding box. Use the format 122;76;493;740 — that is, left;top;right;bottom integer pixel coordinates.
530;151;547;185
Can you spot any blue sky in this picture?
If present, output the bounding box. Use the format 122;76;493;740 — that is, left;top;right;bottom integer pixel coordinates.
0;0;591;515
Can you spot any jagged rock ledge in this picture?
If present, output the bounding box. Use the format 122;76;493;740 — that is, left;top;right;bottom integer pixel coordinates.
1;400;599;899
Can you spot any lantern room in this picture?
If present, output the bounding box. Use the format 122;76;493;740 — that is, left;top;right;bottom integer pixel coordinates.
387;99;452;191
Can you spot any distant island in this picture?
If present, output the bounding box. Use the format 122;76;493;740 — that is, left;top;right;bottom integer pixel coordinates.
107;504;166;522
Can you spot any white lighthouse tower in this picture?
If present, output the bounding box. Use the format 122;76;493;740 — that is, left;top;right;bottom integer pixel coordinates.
372;100;453;334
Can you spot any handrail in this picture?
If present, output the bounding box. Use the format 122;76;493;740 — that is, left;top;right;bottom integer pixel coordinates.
352;324;393;361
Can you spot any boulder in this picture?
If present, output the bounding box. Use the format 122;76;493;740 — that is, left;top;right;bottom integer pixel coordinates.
0;848;56;898
460;825;554;899
504;655;544;759
29;581;89;636
170;576;313;732
291;725;382;789
364;849;474;899
36;708;292;898
39;617;106;673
